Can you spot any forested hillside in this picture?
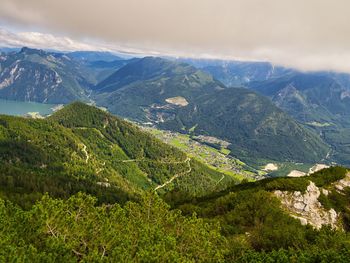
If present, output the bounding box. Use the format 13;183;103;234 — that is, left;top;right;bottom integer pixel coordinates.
94;57;329;164
1;166;349;262
0;102;235;208
158;87;329;164
249;72;350;165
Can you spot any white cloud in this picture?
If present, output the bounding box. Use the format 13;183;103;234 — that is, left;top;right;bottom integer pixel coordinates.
0;0;350;72
0;27;147;55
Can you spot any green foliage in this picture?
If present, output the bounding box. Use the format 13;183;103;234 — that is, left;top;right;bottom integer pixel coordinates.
264;177;310;192
0;193;227;262
254;166;347;193
318;188;350;231
0;163;133;209
310;166;348;187
204;166;349;199
3;189;350;262
234;247;350;263
177;184;350;261
0;103;230;207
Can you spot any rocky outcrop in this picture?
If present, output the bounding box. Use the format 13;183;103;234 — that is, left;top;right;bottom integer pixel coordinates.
334;173;350;192
274;182;339;229
286;164;329;178
263;163;278;171
287;170;306;177
0;48;89;103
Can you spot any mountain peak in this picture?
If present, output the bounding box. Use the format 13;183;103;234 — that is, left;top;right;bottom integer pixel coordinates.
49;102;110;128
19;46;46;55
95;56;199;92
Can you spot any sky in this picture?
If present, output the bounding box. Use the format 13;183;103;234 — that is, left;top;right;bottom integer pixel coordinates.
0;0;350;73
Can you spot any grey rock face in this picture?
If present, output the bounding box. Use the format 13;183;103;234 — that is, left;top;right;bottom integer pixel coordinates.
274;181;339;229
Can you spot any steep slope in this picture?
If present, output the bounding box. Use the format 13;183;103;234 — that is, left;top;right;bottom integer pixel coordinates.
159;87;329;163
94;57;329;164
180;58;293;87
67;51;134;84
249;73;350;124
94;56;217;93
173;166;350;258
94;57;225;120
0;102;232;207
0;47;90;103
82;58;136;85
249;73;350;165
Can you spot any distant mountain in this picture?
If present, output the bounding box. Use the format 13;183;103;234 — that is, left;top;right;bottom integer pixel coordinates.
249;73;350;165
249;73;350;125
0;47;90;103
329;72;350;90
94;56;225;117
67;51;137;85
82;58;138;85
66;51;123;62
94;57;226;120
95;57;329;164
179;58;350;165
0;47;21;53
179;58;293;87
94;57;204;92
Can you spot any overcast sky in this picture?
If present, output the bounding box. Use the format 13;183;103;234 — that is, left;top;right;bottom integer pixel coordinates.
1;0;350;72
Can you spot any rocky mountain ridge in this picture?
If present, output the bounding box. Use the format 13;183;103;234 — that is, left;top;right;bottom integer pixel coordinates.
275;172;350;229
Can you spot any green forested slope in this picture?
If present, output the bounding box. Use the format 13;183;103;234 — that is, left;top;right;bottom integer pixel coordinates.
95;57;329;164
0;102;232;208
159;87;329;164
249;73;350;165
1;167;350;262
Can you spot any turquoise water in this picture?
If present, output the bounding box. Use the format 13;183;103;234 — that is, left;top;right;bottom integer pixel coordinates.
0;99;56;117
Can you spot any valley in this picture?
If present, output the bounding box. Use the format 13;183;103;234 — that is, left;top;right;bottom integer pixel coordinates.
140;125;264;181
0;48;341;166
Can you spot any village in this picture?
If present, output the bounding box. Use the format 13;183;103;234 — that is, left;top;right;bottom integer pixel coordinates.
140;126;264;181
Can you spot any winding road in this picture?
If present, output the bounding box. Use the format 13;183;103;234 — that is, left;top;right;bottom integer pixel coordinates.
154;157;191;191
215;174;225;186
81;144;89;163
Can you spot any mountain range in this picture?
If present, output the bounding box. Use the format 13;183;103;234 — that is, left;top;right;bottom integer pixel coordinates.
0;47;91;103
248;72;350;165
1;47;350;166
93;57;328;164
180;58;293;87
179;58;350;166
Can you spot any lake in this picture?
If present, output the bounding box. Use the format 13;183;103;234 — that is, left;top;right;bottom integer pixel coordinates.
0;99;58;117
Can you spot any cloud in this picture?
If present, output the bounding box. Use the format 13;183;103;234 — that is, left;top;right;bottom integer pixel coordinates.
0;27;158;55
0;28;105;51
0;0;350;72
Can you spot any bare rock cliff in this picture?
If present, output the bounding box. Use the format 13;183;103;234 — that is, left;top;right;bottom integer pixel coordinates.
274;181;339;229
